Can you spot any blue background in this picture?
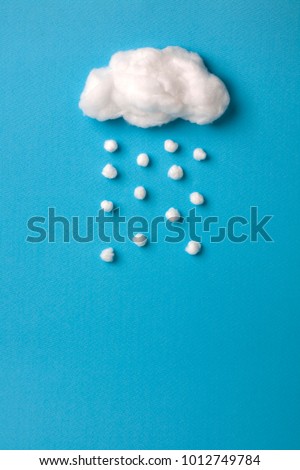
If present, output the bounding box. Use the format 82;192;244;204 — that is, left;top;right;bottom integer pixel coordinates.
1;0;300;450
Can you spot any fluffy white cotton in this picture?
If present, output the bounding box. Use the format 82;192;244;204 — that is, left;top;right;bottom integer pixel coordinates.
100;247;115;262
102;163;117;179
190;192;204;205
168;165;183;180
137;153;150;167
185;241;201;255
79;46;230;128
193;148;207;160
132;233;148;247
165;207;181;222
134;186;146;200
104;139;118;152
164;139;178;153
100;200;114;212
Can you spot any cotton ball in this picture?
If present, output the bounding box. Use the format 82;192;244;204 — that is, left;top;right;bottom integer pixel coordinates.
134;186;147;200
185;241;201;255
104;139;118;152
193;148;207;160
190;192;204;205
100;247;115;262
100;200;114;212
168;165;183;180
102;163;118;179
164;139;178;153
165;207;181;222
137;153;150;167
132;233;148;247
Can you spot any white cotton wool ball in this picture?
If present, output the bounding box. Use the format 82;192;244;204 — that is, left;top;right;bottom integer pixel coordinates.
185;241;201;255
165;208;181;222
190;192;204;205
102;163;118;179
164;139;179;153
134;186;146;200
132;233;148;247
136;153;150;167
100;200;114;212
100;247;115;262
193;148;207;160
168;165;183;180
104;139;118;152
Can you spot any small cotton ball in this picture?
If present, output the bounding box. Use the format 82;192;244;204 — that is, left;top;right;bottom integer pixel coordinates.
134;186;146;200
104;139;118;152
100;247;115;262
168;165;183;180
193;148;207;160
185;241;201;255
190;192;204;205
100;200;114;212
132;233;148;247
164;139;179;153
102;163;118;179
137;153;150;167
165;207;181;222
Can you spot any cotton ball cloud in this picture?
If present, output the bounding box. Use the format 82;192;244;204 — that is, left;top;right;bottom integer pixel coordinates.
79;46;230;128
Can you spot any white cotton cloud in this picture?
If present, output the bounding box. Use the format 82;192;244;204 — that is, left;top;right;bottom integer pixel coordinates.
79;46;230;128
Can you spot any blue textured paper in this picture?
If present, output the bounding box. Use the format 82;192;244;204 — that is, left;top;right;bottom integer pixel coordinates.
1;0;300;450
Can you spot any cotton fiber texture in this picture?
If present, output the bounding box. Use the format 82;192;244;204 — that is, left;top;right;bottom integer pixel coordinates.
79;46;230;128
